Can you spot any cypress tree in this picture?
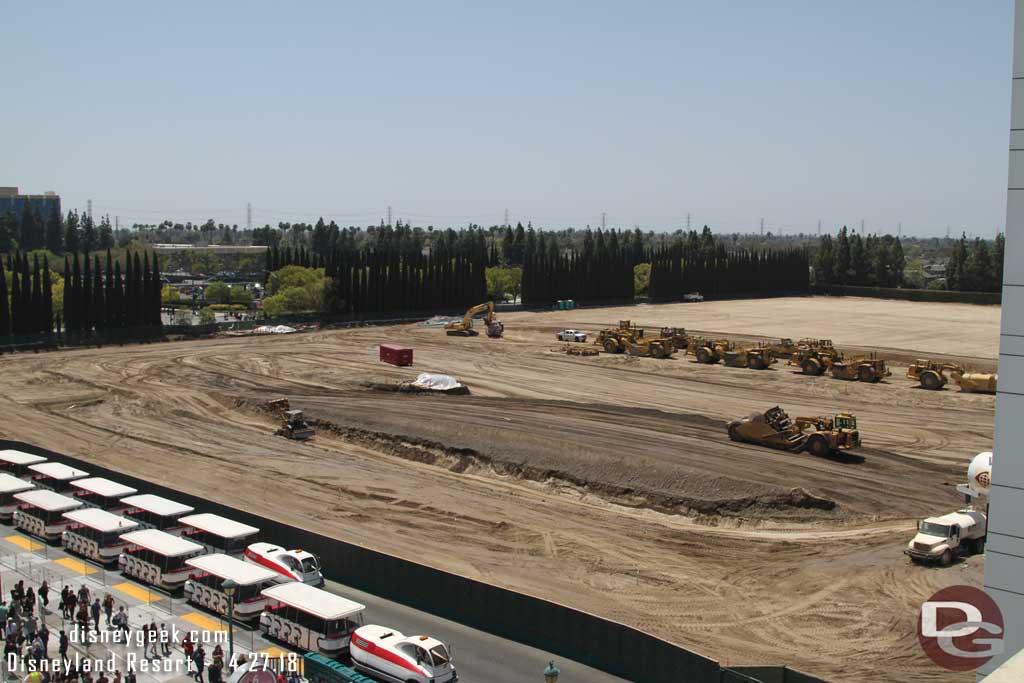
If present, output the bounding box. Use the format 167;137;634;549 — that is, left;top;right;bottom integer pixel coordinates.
42;255;53;337
113;260;124;328
133;252;144;328
151;253;163;329
105;250;117;329
81;252;93;333
93;254;105;332
0;260;9;337
142;252;152;329
31;255;43;334
63;256;73;333
20;253;33;334
125;252;135;327
10;260;21;335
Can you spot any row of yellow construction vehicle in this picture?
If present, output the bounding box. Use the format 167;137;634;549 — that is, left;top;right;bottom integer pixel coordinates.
441;307;997;394
688;336;777;369
594;321;677;358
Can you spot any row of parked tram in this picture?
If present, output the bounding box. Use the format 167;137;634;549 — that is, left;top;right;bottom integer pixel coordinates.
0;448;458;683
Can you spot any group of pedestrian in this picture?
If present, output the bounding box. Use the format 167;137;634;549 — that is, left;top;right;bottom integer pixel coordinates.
180;635;228;683
2;582;51;677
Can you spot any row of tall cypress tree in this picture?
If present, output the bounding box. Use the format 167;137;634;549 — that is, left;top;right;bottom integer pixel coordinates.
0;253;53;337
268;227;489;313
0;249;163;341
649;237;809;300
521;235;635;305
62;250;164;334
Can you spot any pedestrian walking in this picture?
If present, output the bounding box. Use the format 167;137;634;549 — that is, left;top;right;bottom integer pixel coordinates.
39;625;49;654
6;616;20;643
58;630;69;661
192;645;206;683
39;581;49;609
90;599;101;635
181;633;194;669
24;613;38;641
4;635;19;672
125;668;136;683
77;586;89;609
0;600;7;625
64;590;77;621
159;623;171;657
31;634;44;666
112;607;129;641
75;604;89;633
102;595;114;627
150;622;161;658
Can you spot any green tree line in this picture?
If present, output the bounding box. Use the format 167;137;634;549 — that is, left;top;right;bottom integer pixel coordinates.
944;233;1004;292
521;226;636;306
813;227;905;288
0;207;115;255
649;227;809;300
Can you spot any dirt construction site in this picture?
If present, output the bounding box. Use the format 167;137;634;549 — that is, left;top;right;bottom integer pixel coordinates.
0;296;1002;682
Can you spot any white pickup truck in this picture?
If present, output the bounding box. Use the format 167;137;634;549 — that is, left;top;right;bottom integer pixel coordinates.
556;329;588;342
905;509;987;565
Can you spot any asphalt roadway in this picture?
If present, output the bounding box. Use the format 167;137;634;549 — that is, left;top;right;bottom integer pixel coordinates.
326;578;632;683
0;518;631;683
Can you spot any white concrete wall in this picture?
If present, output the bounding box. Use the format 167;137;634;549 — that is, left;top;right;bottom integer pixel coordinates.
979;0;1024;677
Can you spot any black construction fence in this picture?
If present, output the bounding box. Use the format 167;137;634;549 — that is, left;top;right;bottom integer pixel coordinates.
0;440;829;683
813;285;1001;305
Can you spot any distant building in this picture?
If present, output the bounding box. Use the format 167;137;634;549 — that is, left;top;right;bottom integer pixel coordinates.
0;187;62;224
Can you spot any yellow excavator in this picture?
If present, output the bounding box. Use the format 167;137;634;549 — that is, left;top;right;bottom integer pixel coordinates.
444;302;504;337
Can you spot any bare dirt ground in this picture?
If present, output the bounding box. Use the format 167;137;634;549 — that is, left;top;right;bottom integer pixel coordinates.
0;296;1000;682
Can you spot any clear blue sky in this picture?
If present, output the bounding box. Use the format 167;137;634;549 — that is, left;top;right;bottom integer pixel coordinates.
1;1;1014;236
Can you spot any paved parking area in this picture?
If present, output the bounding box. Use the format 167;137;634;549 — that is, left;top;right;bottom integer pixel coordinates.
0;525;292;683
0;520;631;683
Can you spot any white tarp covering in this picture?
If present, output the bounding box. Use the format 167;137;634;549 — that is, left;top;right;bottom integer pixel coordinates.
253;325;297;335
410;373;463;391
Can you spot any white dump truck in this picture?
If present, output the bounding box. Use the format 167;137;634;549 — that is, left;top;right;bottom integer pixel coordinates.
905;509;987;566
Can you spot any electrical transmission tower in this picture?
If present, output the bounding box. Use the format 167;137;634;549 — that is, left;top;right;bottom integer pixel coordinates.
247;203;253;230
87;199;93;221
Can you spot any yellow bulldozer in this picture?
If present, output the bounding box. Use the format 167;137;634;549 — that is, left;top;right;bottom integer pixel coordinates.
688;337;776;369
268;398;316;440
829;354;891;383
727;405;861;457
659;327;691;352
789;340;843;376
444;302;504;338
595;321;675;358
906;359;997;393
